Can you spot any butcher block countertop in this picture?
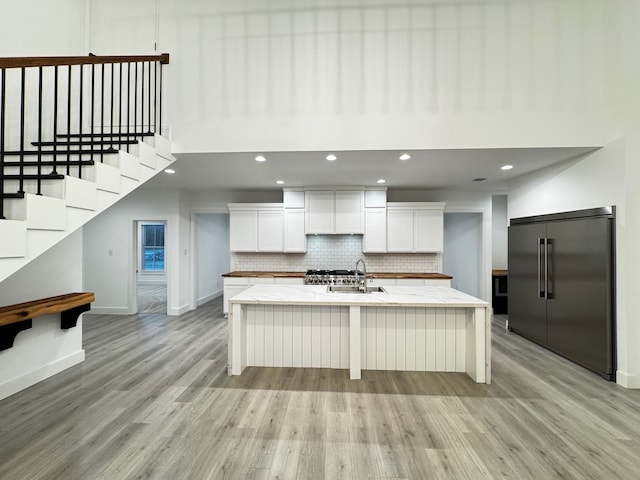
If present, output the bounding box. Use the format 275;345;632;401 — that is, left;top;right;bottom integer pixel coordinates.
222;271;452;279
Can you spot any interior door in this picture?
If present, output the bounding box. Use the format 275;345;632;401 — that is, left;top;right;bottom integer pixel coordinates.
546;217;613;376
508;223;547;345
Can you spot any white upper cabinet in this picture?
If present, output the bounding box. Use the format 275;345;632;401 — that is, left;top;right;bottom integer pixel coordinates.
305;190;334;234
229;204;284;252
386;208;414;252
414;209;444;252
363;207;387;252
334;190;364;233
229;209;258;252
305;188;364;234
257;209;284;251
386;202;445;253
284;209;306;252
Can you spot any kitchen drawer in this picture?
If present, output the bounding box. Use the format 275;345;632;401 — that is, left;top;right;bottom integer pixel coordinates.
224;277;249;286
396;278;425;286
274;277;304;285
249;278;275;285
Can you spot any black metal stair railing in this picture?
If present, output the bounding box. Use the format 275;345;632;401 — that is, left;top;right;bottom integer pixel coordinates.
0;53;170;220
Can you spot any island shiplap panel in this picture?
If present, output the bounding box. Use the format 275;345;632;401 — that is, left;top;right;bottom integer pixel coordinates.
245;305;350;369
361;307;466;373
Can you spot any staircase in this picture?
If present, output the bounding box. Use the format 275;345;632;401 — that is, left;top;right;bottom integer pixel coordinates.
0;54;173;283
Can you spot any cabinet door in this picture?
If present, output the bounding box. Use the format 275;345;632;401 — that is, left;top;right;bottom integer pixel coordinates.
229;210;258;252
257;210;284;252
364;208;387;252
508;223;547;345
305;191;334;233
387;209;414;252
415;209;444;252
284;209;307;252
335;190;364;234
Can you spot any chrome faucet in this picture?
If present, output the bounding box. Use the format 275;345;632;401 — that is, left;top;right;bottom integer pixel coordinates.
355;259;367;292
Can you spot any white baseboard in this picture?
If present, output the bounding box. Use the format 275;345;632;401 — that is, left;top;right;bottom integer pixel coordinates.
197;290;222;307
168;303;191;316
0;350;85;401
616;370;640;389
90;306;134;315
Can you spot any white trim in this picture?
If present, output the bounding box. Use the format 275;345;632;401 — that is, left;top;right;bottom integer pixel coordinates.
90;306;135;315
129;216;171;316
168;303;191;316
197;291;222;307
0;350;85;401
616;370;640;389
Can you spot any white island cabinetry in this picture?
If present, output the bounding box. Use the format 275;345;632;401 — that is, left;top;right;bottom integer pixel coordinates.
229;284;491;383
223;275;304;315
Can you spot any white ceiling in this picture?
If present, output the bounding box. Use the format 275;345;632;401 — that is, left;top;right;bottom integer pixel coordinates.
145;146;600;192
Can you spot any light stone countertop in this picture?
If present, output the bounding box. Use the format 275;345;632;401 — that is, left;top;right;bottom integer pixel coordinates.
230;284;489;308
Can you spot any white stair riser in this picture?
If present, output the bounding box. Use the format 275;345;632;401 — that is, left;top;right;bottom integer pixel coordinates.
153;134;172;160
63;176;97;211
137;141;157;169
4;194;66;230
94;163;121;193
118;151;141;180
0;136;175;280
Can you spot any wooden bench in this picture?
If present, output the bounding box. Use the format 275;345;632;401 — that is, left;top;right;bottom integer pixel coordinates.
0;292;95;350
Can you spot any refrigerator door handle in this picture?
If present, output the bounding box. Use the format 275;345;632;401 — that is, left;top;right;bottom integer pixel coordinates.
538;237;544;298
544;238;549;299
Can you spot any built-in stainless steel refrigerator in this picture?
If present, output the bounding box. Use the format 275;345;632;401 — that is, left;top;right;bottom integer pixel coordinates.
508;207;615;380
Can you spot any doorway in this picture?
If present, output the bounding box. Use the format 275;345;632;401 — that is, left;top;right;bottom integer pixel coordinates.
136;221;167;314
443;213;482;298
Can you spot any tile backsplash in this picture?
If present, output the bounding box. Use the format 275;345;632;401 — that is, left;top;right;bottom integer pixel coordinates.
231;235;441;272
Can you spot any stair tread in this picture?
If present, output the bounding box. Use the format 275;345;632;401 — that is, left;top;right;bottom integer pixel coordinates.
3;174;65;180
2;192;26;199
56;132;154;138
2;160;95;167
31;140;138;147
3;148;119;156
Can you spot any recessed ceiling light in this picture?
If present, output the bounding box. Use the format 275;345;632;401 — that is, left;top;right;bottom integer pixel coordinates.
326;154;337;161
164;168;175;174
377;179;386;184
276;180;285;185
399;153;411;161
255;155;267;162
501;164;513;171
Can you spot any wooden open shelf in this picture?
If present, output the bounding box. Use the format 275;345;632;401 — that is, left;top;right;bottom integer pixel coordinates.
0;292;95;350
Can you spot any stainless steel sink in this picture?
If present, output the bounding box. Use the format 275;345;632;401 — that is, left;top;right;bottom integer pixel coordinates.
327;285;387;294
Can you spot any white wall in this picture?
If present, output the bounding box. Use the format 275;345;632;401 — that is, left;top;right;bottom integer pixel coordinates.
443;213;482;297
507;136;640;388
1;0;86;55
84;0;625;155
492;195;508;269
0;231;85;401
83;188;191;316
195;214;229;305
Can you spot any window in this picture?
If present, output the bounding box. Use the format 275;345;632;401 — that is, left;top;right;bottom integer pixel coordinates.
141;223;165;272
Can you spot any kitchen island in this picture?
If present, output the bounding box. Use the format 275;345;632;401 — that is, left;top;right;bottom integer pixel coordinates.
228;284;491;383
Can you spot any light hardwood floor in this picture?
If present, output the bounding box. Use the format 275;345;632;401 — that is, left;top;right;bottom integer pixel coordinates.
1;297;639;479
137;283;167;314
